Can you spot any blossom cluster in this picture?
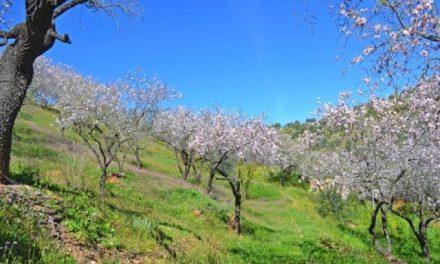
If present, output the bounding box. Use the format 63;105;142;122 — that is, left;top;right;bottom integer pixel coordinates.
335;0;439;87
153;108;283;171
301;77;440;214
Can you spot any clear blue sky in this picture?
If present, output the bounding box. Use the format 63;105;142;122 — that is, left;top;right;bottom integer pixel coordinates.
13;0;366;124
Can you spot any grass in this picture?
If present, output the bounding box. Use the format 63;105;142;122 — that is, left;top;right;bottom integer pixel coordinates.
2;103;439;263
0;185;76;264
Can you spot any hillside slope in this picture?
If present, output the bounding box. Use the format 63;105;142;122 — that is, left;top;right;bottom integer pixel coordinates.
1;104;439;263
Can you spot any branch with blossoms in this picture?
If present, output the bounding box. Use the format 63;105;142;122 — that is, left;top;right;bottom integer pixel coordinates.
152;107;201;182
32;58;181;195
188;109;282;235
299;76;440;260
329;0;440;89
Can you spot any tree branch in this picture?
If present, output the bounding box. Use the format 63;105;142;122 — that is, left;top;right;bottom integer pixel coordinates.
53;0;88;19
48;28;71;44
0;23;24;46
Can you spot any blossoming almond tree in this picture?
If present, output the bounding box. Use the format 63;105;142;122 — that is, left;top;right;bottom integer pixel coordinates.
313;91;406;256
153;107;200;181
304;78;440;260
0;0;140;184
55;77;131;194
388;78;440;260
114;70;181;172
333;0;439;88
190;110;281;234
32;59;179;194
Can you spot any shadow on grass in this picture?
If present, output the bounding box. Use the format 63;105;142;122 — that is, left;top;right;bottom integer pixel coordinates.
158;221;203;241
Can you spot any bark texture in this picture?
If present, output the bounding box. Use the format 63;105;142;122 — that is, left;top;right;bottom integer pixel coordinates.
0;1;59;183
368;202;392;256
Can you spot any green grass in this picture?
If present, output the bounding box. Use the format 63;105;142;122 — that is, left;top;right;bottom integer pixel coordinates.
0;190;76;264
3;103;440;263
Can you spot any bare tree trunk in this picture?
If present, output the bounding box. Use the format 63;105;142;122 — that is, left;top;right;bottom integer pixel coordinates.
114;156;123;173
215;168;242;234
60;126;65;138
0;48;34;183
115;151;129;174
417;222;431;261
192;164;201;184
184;151;193;181
0;1;58;183
380;206;392;256
174;149;184;177
280;167;292;187
99;167;107;195
134;147;142;169
369;202;392;256
206;170;215;194
390;208;434;261
232;181;241;235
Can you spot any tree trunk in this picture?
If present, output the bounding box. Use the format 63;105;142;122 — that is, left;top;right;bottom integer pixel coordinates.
417;223;431;261
390;208;434;261
99;167;107;195
183;151;193;181
280;174;286;186
134;147;142;169
115;156;124;173
174;149;184;178
192;164;201;184
369;202;392;256
233;181;242;235
0;1;57;183
115;150;129;174
0;47;34;183
380;206;392;256
206;170;215;194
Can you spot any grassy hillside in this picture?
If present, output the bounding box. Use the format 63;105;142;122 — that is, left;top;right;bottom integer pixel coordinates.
1;104;439;263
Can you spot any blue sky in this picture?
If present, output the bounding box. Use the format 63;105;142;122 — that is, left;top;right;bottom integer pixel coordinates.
13;0;366;124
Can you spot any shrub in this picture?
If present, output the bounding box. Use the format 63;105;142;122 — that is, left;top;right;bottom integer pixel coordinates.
316;189;347;220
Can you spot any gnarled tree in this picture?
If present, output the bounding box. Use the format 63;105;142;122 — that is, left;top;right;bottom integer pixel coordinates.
0;0;139;184
190;110;281;234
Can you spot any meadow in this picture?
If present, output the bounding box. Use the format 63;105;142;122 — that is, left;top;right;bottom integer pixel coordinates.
0;103;438;264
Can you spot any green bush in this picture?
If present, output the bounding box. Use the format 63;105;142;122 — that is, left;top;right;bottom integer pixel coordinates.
265;168;308;188
316;189;347;220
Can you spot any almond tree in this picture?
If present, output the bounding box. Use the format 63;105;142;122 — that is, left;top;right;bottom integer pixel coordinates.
190;110;281;234
306;78;440;260
0;0;140;184
328;2;440;258
33;59;179;194
115;70;181;172
55;74;131;194
388;78;440;260
311;91;405;256
153;107;200;181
